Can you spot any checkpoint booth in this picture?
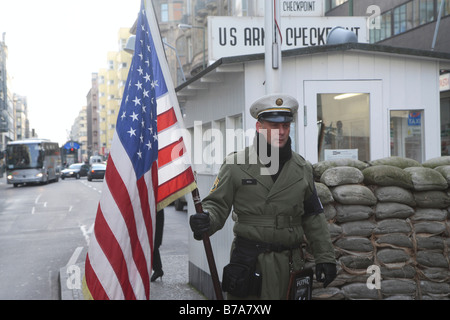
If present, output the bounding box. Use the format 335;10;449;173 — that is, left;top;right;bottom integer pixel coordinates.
176;42;450;299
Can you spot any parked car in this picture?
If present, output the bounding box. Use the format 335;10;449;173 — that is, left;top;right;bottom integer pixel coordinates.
87;163;107;181
61;163;90;179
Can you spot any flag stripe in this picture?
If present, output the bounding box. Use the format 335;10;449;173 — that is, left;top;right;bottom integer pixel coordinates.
111;132;154;261
157;124;184;151
157;168;195;203
92;206;137;300
158;137;185;167
157;107;177;133
84;255;109;300
156;93;171;115
158;154;192;185
105;157;151;299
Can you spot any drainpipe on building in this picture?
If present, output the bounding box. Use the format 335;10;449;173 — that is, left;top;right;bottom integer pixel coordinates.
432;0;445;51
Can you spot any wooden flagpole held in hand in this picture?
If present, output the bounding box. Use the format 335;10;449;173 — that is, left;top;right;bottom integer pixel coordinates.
191;187;224;300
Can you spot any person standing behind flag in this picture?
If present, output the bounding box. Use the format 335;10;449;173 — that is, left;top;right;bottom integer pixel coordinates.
190;94;337;299
151;209;164;281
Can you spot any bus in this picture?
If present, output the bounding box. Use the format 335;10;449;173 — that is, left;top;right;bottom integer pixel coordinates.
5;139;61;187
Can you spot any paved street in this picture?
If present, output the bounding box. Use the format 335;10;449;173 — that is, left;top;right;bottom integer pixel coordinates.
0;177;99;299
0;176;195;300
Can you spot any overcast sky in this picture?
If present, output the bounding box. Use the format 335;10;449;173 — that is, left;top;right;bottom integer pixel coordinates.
0;0;141;145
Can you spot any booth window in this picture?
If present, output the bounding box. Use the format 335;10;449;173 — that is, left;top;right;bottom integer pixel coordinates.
390;110;425;163
317;93;370;162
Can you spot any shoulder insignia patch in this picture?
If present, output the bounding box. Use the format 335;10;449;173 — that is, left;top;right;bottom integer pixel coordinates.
210;177;220;194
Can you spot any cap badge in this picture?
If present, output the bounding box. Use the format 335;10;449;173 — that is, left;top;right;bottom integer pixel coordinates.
276;98;283;106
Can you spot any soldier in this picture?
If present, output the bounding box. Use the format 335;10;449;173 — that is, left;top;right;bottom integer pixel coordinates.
190;94;336;300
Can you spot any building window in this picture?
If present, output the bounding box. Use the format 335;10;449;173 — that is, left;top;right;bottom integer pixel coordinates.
390;110;425;163
325;0;348;12
394;4;407;35
419;0;435;24
370;11;392;43
161;3;169;22
370;0;450;43
317;93;371;162
440;0;450;16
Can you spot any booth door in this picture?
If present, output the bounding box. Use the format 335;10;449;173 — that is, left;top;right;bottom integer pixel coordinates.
302;80;383;164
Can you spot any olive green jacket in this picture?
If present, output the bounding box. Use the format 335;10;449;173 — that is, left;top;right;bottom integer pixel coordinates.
202;144;336;299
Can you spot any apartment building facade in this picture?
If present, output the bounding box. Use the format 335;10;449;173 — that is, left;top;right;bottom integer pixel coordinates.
98;28;133;157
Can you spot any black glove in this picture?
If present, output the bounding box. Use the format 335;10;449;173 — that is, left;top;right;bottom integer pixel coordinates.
315;263;337;288
189;212;210;240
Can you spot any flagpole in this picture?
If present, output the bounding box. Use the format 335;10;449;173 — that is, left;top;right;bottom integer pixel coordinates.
143;0;224;300
191;187;224;300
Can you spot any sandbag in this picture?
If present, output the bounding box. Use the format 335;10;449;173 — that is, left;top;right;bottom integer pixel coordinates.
335;204;373;223
419;281;450;296
416;251;449;268
362;165;413;189
416;236;445;250
420;267;450;282
413;191;450;208
411;208;447;221
341;283;380;300
320;166;364;187
315;182;334;205
374;219;411;234
341;220;377;237
339;255;373;270
376;248;411;265
381;265;416;279
312;287;344;300
332;185;377;205
422;156;450;169
369;156;421;169
323;204;337;220
380;279;417;296
335;237;374;252
374;186;416;206
374;202;414;220
433;165;450;185
414;221;446;235
375;233;413;249
313;158;369;178
404;167;448;191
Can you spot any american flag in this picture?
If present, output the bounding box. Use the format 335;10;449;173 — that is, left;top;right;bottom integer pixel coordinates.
84;0;195;300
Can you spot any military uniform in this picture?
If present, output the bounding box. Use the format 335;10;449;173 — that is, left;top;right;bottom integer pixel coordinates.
202;142;335;299
190;93;336;300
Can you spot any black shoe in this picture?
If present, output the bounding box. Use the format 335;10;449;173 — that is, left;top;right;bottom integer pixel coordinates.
151;270;164;282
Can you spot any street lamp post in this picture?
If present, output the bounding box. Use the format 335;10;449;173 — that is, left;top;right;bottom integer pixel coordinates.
178;24;206;71
163;41;187;83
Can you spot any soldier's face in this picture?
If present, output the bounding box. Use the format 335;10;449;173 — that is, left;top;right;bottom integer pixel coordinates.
256;120;291;148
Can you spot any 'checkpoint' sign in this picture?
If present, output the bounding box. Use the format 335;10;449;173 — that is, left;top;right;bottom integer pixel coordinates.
208;16;368;61
281;0;324;16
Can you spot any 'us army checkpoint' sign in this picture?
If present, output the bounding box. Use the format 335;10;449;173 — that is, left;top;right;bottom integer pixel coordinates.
208;16;368;62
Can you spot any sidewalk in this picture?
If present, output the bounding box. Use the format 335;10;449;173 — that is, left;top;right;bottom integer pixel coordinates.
60;254;206;300
60;206;206;300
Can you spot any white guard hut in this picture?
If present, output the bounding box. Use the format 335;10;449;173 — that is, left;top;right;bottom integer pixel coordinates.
176;42;450;299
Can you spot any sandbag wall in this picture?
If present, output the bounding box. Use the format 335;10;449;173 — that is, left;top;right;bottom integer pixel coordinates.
308;156;450;300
